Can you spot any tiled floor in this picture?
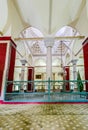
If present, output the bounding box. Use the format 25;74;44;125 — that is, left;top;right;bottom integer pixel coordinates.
0;104;88;130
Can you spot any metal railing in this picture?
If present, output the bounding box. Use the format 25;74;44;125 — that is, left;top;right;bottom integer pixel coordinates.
4;79;88;102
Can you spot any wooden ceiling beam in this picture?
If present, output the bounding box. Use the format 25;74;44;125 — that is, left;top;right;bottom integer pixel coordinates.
14;35;85;41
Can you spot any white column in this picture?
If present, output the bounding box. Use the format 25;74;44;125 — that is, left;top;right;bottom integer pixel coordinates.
44;37;54;80
20;59;27;91
53;73;55;80
71;59;78;90
41;73;44;80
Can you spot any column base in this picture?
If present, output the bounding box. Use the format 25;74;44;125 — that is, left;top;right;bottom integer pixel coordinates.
20;89;24;92
74;88;78;92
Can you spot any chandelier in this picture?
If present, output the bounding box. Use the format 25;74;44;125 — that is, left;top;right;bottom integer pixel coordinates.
58;41;67;76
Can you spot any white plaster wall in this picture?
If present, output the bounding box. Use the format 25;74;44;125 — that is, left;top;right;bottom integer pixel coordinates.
0;0;8;31
75;6;88;37
3;0;28;38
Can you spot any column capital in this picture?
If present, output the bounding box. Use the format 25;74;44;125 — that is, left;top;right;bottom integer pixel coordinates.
44;37;54;47
20;59;27;65
71;59;78;65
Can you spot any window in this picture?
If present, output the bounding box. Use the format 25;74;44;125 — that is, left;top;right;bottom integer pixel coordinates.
36;75;41;79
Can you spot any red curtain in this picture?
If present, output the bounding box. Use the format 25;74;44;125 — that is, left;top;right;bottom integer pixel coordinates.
7;44;16;92
0;43;7;95
27;67;34;91
83;38;88;92
65;66;70;91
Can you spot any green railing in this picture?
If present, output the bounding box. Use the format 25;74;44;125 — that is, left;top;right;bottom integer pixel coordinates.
4;79;88;102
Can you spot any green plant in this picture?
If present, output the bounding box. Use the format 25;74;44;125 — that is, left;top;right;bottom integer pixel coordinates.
77;71;83;92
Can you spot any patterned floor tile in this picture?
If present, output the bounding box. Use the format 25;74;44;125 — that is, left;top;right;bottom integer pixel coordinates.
0;104;88;130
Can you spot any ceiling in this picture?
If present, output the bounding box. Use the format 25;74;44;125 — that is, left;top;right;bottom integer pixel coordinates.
19;26;78;56
13;0;86;35
0;0;88;66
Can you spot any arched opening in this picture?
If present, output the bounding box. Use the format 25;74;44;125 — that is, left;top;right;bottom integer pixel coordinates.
7;25;86;102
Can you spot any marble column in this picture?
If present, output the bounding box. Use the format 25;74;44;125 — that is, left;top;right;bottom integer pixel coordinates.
71;59;78;91
27;67;34;91
64;66;70;91
20;59;27;92
44;37;54;80
0;37;16;101
82;38;88;92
